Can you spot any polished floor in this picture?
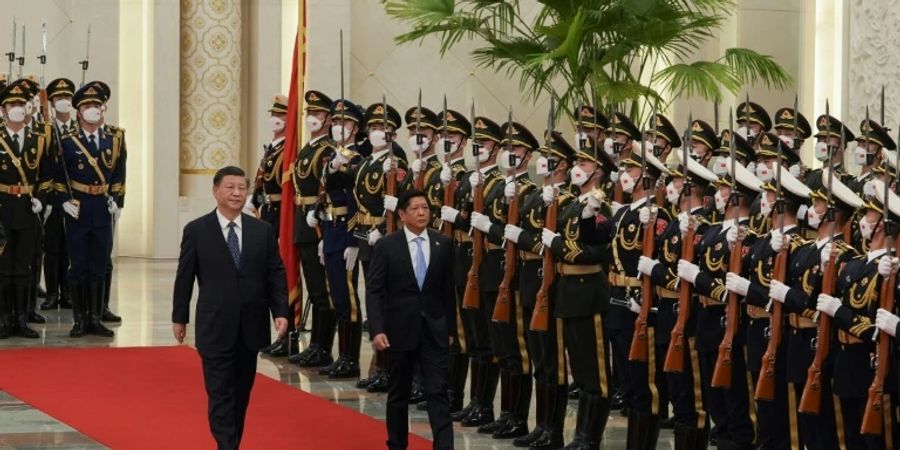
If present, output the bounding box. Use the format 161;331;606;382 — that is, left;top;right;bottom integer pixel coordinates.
0;258;676;449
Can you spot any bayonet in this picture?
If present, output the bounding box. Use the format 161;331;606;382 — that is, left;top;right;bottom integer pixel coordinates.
7;18;15;81
338;29;346;144
79;25;91;87
442;94;450;163
714;102;719;135
793;94;800;151
38;22;46;86
17;25;25;79
416;88;422;153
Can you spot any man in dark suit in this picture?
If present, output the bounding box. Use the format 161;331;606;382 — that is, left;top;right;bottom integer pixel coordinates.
367;189;455;450
172;166;289;450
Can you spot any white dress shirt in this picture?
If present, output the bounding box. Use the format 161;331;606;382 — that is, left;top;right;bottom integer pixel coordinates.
404;226;430;275
216;209;243;252
5;127;24;152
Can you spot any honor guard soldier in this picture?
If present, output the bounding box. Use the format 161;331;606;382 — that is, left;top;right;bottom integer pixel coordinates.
639;152;718;449
768;173;862;450
806;114;854;192
724;165;810;450
311;99;366;379
468;120;538;439
772;106;811;178
708;130;755;222
251;94;288;236
540;138;614;449
352;100;409;392
677;158;762;449
275;90;334;361
57;81;125;338
646;113;683;218
688;119;720;225
0;79;55;339
750;132;800;236
735;100;772;148
403;106;444;228
39;78;77;312
573;105;616;207
852;119;895;199
443;115;503;426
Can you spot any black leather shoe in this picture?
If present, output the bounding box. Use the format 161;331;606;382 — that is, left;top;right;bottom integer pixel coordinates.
461;407;495;427
492;417;528;439
267;338;291;357
288;344;319;365
477;411;510;434
451;402;477;422
260;338;284;355
366;372;389;393
13;322;39;339
39;295;59;310
69;321;87;338
319;357;341;376
409;382;426;404
59;295;72;309
101;308;122;323
299;348;333;367
416;400;429;411
328;359;360;379
27;312;46;324
512;425;545;447
528;428;563;449
610;390;625;410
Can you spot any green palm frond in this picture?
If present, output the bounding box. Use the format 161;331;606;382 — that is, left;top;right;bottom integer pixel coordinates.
722;47;793;90
654;61;740;102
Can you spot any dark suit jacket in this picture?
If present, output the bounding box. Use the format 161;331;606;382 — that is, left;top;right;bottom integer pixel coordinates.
366;228;456;352
172;210;289;355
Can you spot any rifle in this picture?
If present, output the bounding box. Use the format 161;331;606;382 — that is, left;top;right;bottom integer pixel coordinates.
78;26;91;87
664;114;695;373
441;96;456;238
861;124;899;435
16;25;24;80
383;94;397;234
462;104;485;310
6;18;14;81
38;22;48;122
415;88;425;190
798;99;839;415
612;103;625;205
712;109;742;389
756;97;794;401
493;106;522;323
629;104;659;362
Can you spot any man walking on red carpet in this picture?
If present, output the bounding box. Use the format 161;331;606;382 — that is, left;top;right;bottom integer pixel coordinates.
366;189;456;450
172;166;289;450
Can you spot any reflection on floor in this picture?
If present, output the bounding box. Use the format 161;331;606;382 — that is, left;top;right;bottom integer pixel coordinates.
0;258;675;449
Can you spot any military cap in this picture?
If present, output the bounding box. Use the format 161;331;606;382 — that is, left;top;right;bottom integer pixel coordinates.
858;119;897;150
773;107;811;139
0;80;32;105
815;114;856;141
760;166;811;205
405;107;439;131
574;105;609;130
736;101;772;131
608;112;641;140
304;90;332;112
331;99;364;124
715;157;764;198
267;94;288;114
621;149;668;180
690;120;720;150
542;130;576;163
47;78;76;99
672;150;717;188
473;116;502;143
500;121;539;151
72;82;107;108
440;109;471;136
574;141;617;175
755;131;800;166
364;102;402;130
17;78;39;98
809;168;864;215
716;129;755;162
649;113;682;148
870;179;900;223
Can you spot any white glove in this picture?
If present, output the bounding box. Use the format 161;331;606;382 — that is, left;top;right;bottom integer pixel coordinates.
367;229;383;246
610;170;620;183
639;206;658;225
678;212;691;237
439;164;452;185
725;272;750;296
820;242;834;269
343;246;359;271
468;172;482;188
541;228;560;249
106;197;120;219
789;164;802;178
42;204;53;223
470;212;492;233
770;229;786;253
317;240;324;265
875;308;900;337
581;196;602;219
637;255;659;276
797;204;808;222
677;259;700;284
306;210;319;228
627;299;642;314
383;195;398;213
878;256;900;277
504;179;516;199
504;224;523;243
746;161;757;174
816;293;841;317
726;225;739;247
611;201;623;216
62;200;80;219
330;151;350;172
769;279;789;303
30;198;42;214
411;158;424;176
440;206;460;223
542;185;554;205
381;157;395;174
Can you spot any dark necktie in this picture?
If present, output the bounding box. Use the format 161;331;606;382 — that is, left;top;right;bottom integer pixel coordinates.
88;134;98;155
11;133;19;155
61;124;68;135
227;222;241;266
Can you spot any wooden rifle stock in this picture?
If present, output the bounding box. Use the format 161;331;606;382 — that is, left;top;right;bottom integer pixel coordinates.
530;195;557;331
443;179;457;238
492;187;519;323
755;246;787;401
629;209;657;362
798;251;837;414
712;233;744;389
462;181;484;309
860;270;896;435
664;226;696;372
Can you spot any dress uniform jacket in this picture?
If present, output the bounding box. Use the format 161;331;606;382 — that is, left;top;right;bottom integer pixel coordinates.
252;138;285;230
57;128;126;225
292;135;332;244
0;126;54;230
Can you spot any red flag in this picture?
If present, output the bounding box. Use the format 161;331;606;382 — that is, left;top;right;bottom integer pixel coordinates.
279;6;307;325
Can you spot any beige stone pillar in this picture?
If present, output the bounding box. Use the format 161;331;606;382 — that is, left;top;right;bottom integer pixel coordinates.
179;0;242;196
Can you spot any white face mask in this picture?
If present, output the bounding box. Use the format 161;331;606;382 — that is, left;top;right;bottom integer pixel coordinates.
82;106;102;124
305;115;323;133
864;180;876;198
760;194;773;216
498;150;519;171
854;146;870;166
603;138;617;156
571;165;593;187
689;147;704;162
806;205;823;229
407;135;430;153
619;171;637;193
5;106;25;123
54;99;72;114
756;160;774;182
369;130;387;148
736;126;757;141
331;124;352;142
536;156;551;177
859;217;876;241
710;156;728;176
573;131;590;149
815;142;830;162
665;181;681;205
779;135;794;149
714;190;728;213
270;116;285;133
476;145;491;163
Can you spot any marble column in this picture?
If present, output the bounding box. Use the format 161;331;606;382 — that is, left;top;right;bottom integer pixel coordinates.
179;0;242;196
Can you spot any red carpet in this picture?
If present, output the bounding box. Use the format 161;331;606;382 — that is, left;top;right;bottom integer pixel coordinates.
0;346;432;449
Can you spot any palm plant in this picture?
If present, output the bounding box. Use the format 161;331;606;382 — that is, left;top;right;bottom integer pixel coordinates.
385;0;792;125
